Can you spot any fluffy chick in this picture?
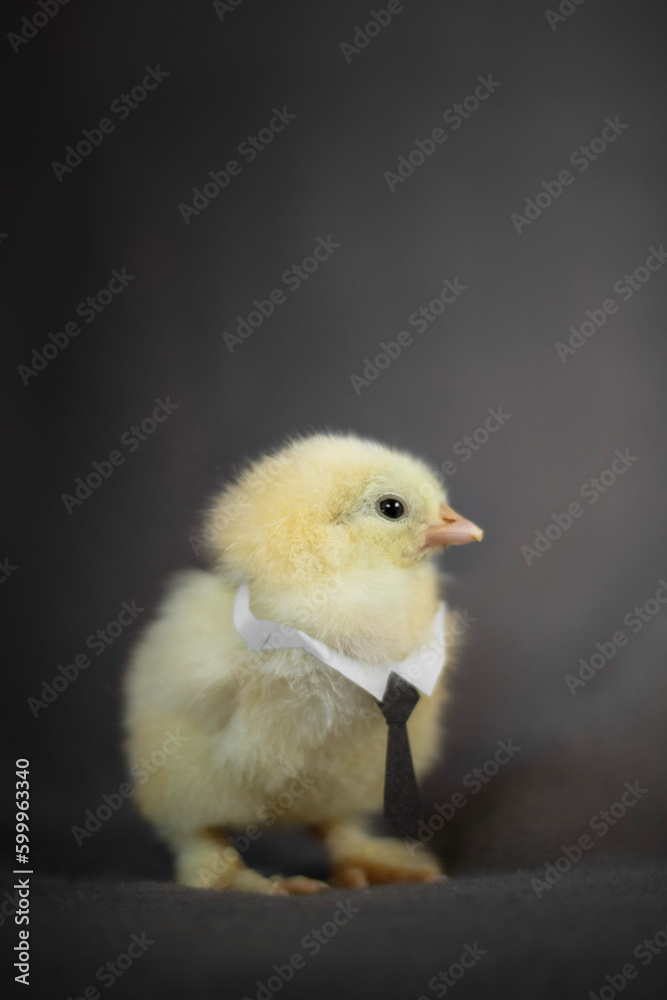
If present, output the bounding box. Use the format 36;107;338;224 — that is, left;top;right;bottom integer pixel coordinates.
123;432;482;894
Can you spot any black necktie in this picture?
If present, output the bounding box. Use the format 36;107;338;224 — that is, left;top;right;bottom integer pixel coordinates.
377;672;422;837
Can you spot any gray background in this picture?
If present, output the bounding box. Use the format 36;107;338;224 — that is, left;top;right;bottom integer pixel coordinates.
5;0;667;881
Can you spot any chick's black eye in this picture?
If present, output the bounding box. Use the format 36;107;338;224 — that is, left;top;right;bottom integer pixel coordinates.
378;497;405;519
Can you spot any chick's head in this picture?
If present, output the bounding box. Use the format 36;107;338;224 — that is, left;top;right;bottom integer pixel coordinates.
204;433;481;598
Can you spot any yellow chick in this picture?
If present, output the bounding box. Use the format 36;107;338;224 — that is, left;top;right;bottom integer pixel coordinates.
123;433;482;894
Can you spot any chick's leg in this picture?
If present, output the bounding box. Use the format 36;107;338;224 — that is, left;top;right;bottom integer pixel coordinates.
173;827;329;895
312;819;446;887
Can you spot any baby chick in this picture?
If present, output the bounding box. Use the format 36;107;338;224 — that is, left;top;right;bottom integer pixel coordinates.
123;433;482;894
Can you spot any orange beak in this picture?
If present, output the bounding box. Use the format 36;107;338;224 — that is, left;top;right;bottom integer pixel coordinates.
423;503;484;548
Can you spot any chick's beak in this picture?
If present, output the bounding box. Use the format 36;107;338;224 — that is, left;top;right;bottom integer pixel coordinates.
423;503;484;548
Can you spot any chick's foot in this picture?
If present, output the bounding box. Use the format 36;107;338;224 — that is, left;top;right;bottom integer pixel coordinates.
171;828;275;894
171;828;331;895
330;857;445;887
269;875;330;895
314;820;446;887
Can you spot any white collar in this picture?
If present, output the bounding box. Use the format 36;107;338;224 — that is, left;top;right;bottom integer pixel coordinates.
232;583;447;701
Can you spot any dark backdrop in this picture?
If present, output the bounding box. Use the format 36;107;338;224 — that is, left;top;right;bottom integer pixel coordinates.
3;0;667;995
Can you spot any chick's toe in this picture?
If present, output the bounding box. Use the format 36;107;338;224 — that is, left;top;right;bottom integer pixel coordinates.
269;876;331;895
